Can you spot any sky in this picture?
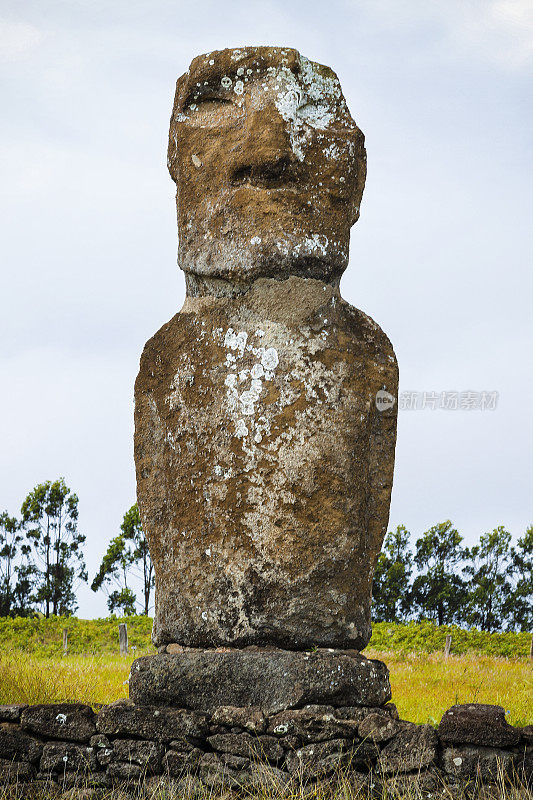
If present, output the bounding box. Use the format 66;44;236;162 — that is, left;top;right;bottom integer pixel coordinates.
1;0;532;618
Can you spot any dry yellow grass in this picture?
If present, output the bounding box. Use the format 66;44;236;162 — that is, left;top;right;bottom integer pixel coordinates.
0;650;531;799
366;649;533;727
0;651;141;707
0;649;531;728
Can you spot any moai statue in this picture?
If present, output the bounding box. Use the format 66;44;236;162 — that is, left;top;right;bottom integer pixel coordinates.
134;47;398;658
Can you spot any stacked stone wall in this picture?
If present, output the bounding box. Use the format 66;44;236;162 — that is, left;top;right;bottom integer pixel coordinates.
1;701;531;797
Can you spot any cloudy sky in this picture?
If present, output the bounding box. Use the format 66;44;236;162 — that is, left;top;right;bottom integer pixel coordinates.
1;0;532;618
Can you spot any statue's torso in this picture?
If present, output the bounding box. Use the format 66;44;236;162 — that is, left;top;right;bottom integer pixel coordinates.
135;277;398;649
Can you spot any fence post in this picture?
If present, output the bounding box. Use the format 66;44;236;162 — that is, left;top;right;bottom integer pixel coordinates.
444;634;452;659
530;634;533;662
62;628;68;656
119;622;128;656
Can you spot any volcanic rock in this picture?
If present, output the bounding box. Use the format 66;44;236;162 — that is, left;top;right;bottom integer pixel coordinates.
129;649;391;714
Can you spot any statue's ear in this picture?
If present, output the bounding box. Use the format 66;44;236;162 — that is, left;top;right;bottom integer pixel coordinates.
351;130;367;226
167;72;189;178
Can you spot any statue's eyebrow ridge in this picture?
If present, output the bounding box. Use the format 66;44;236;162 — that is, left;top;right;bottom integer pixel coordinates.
185;56;299;95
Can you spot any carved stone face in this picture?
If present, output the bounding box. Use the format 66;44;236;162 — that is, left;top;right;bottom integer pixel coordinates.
168;47;366;293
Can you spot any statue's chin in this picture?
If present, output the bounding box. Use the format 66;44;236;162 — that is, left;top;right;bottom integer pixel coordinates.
178;235;349;297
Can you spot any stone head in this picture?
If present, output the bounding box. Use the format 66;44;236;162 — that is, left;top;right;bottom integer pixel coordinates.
168;46;366;295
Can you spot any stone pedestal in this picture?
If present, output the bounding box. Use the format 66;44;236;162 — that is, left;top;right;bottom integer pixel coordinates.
129;648;391;715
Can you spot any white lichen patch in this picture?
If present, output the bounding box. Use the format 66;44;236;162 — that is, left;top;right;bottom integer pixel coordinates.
323;142;340;160
271;56;344;161
221;328;280;454
235;418;249;438
224;328;248;357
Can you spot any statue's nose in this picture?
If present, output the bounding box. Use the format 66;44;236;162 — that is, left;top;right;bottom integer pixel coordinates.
230;105;297;185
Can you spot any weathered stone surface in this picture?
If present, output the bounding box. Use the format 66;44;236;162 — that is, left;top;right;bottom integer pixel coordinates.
238;762;292;789
358;712;399;743
211;705;266;733
0;704;27;723
378;722;438;774
163;747;203;776
96;699;208;741
146;774;205;796
441;745;517;780
198;752;289;789
267;707;359;742
208;732;283;761
111;739;163;774
0;757;36;783
89;733;112;766
89;733;110;750
335;704;398;722
0;723;42;762
168;48;366;291
129;650;391;713
107;761;143;782
521;725;533;745
438;704;521;748
285;738;351;778
135;47;398;653
380;769;442;798
21;704;96;743
39;742;97;773
197;752;239;788
96;747;114;767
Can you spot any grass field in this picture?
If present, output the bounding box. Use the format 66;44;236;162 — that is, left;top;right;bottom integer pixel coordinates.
0;617;531;727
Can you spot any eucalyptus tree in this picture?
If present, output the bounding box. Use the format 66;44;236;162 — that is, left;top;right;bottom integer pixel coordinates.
21;478;87;617
92;503;154;615
372;525;413;622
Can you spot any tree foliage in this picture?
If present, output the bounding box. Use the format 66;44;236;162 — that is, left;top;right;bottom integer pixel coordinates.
373;519;532;631
411;521;468;626
372;525;413;622
464;526;513;632
0;511;32;616
505;524;533;631
91;503;154;615
20;479;87;617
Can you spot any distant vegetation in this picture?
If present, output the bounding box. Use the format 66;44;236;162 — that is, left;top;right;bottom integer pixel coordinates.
372;522;532;632
369;621;532;658
0;616;530;659
0;614;154;656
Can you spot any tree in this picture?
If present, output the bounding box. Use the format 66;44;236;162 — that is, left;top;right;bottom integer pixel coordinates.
463;526;513;632
372;525;413;622
412;520;468;625
121;504;154;615
21;479;87;617
91;503;154;615
0;511;32;616
504;524;533;631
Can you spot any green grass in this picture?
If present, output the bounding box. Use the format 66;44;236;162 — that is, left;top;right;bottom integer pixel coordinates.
0;614;154;657
369;621;532;658
0;616;529;658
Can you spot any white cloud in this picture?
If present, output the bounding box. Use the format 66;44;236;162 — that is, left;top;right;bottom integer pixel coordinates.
489;0;533;68
0;18;44;61
352;0;533;71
